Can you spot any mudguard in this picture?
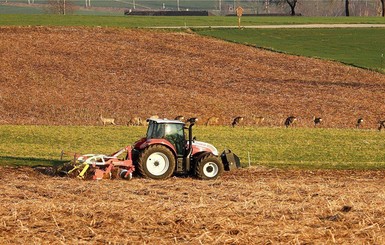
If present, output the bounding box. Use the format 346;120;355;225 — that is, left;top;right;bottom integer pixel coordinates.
220;149;241;171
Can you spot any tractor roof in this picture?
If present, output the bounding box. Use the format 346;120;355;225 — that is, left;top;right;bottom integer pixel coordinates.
147;118;184;124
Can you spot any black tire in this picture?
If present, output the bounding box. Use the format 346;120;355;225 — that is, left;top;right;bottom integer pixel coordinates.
137;145;175;179
195;154;224;180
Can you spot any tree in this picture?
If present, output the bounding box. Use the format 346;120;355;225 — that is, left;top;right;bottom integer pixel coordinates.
381;0;385;17
286;0;298;16
45;0;76;15
271;0;298;16
345;0;349;16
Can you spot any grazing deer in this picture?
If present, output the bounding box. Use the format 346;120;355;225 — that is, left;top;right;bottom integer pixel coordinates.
356;118;364;128
313;116;322;127
252;115;265;126
284;116;297;128
174;115;184;121
205;117;219;126
99;114;116;126
128;117;143;126
231;116;244;127
186;117;198;124
145;115;159;125
378;120;385;131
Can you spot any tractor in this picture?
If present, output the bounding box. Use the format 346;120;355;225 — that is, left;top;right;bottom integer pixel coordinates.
132;117;240;180
58;117;240;180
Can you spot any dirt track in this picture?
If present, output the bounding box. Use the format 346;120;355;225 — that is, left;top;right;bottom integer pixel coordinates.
154;24;385;29
1;26;385;127
1;166;385;244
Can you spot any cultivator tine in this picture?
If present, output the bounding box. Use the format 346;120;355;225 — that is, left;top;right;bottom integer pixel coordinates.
78;164;90;179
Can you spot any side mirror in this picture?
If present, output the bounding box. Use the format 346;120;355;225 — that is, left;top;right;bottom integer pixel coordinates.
193;136;196;142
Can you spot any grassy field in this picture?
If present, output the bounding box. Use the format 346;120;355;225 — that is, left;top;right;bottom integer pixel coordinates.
196;28;385;72
1;125;384;170
1;15;385;27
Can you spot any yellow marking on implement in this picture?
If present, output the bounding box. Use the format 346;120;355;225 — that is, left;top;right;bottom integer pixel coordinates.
78;164;90;178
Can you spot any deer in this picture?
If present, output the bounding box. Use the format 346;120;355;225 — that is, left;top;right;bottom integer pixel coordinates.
284;116;297;128
145;115;159;125
205;117;219;126
313;116;322;127
128;117;143;126
378;120;385;131
252;115;265;126
356;118;364;128
174;115;184;121
231;116;244;127
99;114;116;126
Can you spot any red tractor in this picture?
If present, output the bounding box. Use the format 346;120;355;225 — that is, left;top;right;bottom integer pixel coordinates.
132;117;240;180
58;118;239;180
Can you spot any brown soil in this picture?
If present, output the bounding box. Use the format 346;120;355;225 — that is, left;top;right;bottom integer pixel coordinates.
0;26;384;127
1;166;385;244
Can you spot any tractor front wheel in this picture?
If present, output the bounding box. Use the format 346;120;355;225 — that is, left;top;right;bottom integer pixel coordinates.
195;154;224;180
137;145;175;179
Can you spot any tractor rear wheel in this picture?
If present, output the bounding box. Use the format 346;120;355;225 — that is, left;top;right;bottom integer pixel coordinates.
195;154;224;180
137;145;175;179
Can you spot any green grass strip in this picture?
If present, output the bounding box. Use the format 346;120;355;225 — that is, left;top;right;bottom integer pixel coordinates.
195;28;385;72
1;125;384;170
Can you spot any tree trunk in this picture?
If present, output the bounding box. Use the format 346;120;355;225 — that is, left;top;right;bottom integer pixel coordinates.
286;0;297;16
381;0;385;17
345;0;350;16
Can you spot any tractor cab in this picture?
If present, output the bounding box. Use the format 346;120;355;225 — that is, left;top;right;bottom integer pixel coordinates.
146;119;186;156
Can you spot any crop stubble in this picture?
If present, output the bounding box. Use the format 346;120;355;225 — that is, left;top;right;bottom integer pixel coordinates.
1;166;385;244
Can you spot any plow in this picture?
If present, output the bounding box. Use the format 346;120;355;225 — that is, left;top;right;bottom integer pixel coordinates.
58;146;135;180
47;117;240;181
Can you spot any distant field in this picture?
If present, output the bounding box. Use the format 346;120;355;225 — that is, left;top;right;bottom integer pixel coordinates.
196;28;385;72
1;125;385;170
1;14;385;27
0;5;46;14
0;0;222;14
0;15;384;72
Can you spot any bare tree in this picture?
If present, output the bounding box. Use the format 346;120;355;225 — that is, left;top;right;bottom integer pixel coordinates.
286;0;298;15
273;0;299;16
45;0;76;15
345;0;350;16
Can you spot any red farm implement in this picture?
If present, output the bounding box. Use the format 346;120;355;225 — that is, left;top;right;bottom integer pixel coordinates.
59;146;135;180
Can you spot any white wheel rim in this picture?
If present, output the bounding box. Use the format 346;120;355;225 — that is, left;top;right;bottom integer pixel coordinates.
146;152;169;176
203;162;219;178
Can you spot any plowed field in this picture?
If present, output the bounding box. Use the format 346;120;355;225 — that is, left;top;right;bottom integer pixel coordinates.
1;166;385;244
1;26;384;128
2;26;385;244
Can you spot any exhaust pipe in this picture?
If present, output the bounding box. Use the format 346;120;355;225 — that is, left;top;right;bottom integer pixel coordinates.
184;117;197;171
